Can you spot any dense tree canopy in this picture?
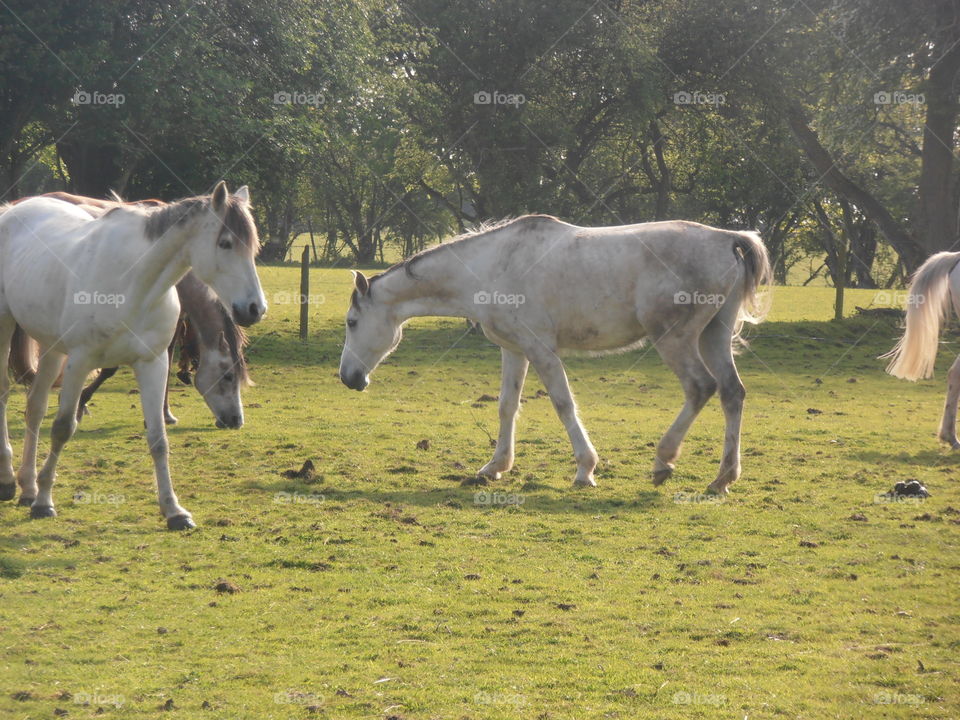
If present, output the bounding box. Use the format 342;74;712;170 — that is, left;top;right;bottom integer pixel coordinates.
1;0;956;280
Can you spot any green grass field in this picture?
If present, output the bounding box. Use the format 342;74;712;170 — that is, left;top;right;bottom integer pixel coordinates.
1;267;958;719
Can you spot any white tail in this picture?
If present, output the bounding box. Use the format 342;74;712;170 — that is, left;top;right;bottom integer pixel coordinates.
883;252;960;380
730;231;773;343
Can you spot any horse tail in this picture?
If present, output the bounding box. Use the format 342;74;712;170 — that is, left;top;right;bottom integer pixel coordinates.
731;231;772;341
883;252;960;380
8;325;37;385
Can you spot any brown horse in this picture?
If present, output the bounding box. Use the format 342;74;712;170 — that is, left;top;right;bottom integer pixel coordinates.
8;192;251;428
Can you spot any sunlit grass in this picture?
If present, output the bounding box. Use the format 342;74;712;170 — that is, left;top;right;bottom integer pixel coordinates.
0;268;956;719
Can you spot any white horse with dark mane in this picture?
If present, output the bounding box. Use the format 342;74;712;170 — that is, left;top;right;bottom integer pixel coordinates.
0;182;266;529
340;215;771;493
884;252;960;447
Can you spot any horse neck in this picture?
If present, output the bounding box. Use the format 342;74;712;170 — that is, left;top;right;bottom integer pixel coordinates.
131;207;205;309
175;273;223;349
378;248;478;321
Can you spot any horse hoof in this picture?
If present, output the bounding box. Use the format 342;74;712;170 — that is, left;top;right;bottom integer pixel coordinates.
30;505;57;519
18;495;36;507
166;514;195;531
573;475;597;488
652;468;672;486
0;483;16;502
705;483;729;496
164;415;178;426
477;467;503;481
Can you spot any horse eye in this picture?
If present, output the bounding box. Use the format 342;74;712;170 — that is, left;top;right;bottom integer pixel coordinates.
347;318;357;329
218;238;233;249
223;373;234;383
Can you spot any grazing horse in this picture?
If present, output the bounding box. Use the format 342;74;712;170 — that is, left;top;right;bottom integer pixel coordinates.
9;261;251;428
8;192;250;428
0;182;266;529
340;216;771;493
884;252;960;447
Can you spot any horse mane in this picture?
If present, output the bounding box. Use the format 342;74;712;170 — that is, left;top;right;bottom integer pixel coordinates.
141;197;207;238
215;303;251;385
141;194;259;252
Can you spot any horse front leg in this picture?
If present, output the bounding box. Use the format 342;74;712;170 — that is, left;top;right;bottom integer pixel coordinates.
939;355;960;449
527;349;598;488
30;357;89;518
478;348;529;480
133;354;193;530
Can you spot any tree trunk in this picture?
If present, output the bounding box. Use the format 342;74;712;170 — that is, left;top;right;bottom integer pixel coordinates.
785;102;923;270
356;229;376;264
56;139;123;197
650;120;671;220
915;34;960;257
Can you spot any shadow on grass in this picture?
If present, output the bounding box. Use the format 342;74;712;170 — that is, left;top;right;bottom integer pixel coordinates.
243;315;908;376
851;447;960;467
243;474;665;515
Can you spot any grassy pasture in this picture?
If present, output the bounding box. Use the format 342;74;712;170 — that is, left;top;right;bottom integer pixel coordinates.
1;267;958;719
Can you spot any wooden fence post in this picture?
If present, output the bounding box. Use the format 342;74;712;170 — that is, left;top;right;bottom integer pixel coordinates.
299;245;309;341
307;218;318;263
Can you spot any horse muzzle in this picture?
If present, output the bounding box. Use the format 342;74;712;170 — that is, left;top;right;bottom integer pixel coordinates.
216;413;243;429
232;299;267;327
340;370;369;391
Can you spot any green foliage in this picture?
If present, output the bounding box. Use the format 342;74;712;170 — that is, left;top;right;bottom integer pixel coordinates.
1;0;956;269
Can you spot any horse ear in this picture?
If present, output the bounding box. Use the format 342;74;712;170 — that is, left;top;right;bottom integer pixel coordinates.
354;271;370;296
211;181;229;212
234;185;250;204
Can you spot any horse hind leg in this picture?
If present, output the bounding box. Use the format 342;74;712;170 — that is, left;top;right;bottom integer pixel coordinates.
77;367;118;421
17;348;64;506
650;331;717;486
0;316;18;501
163;342;177;425
30;356;89;518
699;314;746;494
939;355;960;449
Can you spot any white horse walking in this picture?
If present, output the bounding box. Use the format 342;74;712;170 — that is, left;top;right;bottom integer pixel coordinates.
340;216;770;493
0;182;266;529
884;252;960;447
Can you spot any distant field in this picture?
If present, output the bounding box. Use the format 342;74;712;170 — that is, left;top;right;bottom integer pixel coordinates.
1;269;957;719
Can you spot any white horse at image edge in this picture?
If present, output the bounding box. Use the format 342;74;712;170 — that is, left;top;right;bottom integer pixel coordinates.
0;182;266;529
884;251;960;448
340;215;771;494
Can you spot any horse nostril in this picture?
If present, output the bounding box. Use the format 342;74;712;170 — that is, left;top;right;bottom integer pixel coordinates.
248;302;260;319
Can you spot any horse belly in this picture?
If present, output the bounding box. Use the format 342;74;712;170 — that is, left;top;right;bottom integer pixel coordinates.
555;309;646;352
